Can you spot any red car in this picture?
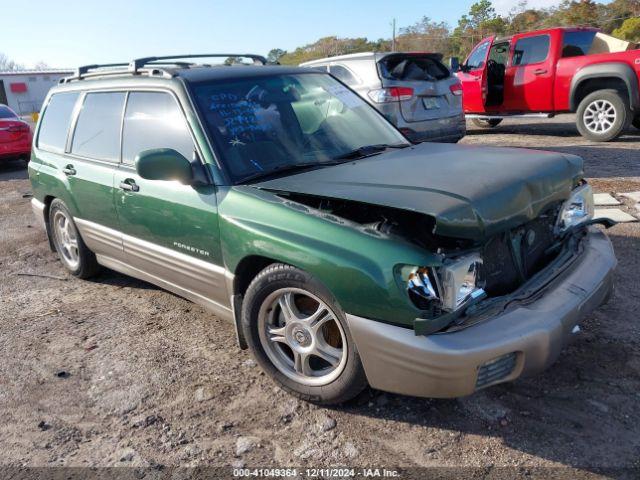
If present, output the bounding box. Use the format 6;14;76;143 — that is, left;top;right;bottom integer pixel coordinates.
0;104;32;163
456;27;640;141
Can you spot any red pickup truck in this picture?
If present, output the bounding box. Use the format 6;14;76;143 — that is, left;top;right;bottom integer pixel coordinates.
456;27;640;141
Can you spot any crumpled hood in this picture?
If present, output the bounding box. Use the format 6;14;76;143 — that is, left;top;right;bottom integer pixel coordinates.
255;142;583;239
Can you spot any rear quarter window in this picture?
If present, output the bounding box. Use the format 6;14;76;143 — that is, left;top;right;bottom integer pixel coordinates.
562;31;596;57
37;92;79;152
328;65;361;85
71;92;126;162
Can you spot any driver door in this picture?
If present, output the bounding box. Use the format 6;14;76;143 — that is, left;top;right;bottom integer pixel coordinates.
113;90;229;314
456;36;494;113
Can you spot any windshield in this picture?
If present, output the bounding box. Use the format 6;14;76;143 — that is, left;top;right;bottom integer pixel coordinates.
191;73;408;184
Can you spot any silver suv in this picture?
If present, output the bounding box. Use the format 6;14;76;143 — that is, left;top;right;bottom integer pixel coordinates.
301;52;466;143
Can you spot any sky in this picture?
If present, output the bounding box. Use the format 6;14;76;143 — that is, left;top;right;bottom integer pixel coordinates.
0;0;587;68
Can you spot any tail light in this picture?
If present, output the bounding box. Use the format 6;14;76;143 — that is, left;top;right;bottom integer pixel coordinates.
449;83;463;96
367;87;414;103
8;124;30;133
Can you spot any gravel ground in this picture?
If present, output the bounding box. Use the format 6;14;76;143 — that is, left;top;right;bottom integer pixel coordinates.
1;115;639;479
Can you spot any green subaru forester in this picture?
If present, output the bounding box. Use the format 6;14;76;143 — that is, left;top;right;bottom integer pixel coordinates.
29;54;617;404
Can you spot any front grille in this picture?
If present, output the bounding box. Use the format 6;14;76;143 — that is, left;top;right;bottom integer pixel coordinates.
480;210;559;296
476;352;517;389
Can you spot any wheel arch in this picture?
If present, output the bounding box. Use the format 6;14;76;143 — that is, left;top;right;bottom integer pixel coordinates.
570;63;639;112
230;255;284;350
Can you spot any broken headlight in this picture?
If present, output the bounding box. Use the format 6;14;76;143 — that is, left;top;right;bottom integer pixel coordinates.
439;253;485;311
557;183;594;232
401;252;485;313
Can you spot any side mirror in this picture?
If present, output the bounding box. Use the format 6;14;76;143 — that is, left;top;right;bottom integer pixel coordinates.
135;148;194;184
449;57;461;72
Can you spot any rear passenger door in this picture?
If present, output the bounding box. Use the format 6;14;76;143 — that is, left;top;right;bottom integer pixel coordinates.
113;91;228;310
44;91;124;259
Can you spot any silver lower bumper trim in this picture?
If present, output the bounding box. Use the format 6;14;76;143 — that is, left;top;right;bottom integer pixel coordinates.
31;198;46;230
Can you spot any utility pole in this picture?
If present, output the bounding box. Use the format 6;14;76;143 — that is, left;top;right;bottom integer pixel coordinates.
391;18;396;52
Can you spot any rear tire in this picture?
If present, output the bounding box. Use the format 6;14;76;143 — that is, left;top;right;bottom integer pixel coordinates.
241;263;368;405
49;199;100;279
471;118;502;128
576;89;631;142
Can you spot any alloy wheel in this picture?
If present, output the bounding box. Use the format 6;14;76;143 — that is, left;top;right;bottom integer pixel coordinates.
53;210;80;270
583;99;617;134
257;288;347;386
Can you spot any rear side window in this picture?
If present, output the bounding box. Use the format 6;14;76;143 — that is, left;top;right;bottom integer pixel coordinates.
328;65;360;85
0;105;16;119
379;55;450;81
37;93;79;152
513;35;550;66
562;31;596;57
71;92;126;161
121;92;194;165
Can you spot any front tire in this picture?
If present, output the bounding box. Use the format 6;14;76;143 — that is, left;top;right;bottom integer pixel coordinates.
241;264;368;405
49;199;100;279
471;118;502;128
576;89;631;142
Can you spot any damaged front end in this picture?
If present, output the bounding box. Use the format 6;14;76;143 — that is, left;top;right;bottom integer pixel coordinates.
274;183;614;336
410;183;615;335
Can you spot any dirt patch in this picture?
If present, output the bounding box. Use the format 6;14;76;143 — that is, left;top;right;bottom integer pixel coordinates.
1;118;639;477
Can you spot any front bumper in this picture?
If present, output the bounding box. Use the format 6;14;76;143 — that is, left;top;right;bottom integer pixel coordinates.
345;228;616;398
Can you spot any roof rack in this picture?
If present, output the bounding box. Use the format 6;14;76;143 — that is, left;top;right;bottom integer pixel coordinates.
61;53;269;83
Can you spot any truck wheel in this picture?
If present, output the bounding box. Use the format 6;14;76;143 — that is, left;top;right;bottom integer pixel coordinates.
49;199;100;279
471;118;502;128
241;263;368;405
576;89;631;142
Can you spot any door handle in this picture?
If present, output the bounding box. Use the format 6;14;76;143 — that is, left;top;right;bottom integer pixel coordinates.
62;165;76;176
533;68;547;75
119;179;139;192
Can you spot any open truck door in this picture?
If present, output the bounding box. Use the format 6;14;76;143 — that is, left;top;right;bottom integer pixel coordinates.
456;36;494;113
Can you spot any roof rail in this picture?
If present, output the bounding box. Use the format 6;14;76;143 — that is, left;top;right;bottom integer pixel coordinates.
62;53;269;83
129;53;268;72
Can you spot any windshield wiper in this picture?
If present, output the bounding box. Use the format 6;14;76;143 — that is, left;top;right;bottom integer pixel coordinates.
239;163;325;184
332;143;410;161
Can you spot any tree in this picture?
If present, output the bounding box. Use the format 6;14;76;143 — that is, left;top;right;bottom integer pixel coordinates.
450;0;507;59
544;0;599;28
267;49;286;64
278;36;379;65
598;0;640;33
34;61;50;70
396;17;451;54
0;53;23;71
613;16;640;41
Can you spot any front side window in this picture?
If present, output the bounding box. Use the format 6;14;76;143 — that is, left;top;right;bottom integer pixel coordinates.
37;92;79;152
191;73;407;184
562;31;596;57
512;35;550;66
466;41;490;70
121;92;194;165
71;92;126;161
